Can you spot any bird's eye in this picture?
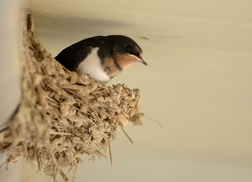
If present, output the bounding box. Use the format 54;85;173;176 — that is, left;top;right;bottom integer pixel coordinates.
125;45;133;53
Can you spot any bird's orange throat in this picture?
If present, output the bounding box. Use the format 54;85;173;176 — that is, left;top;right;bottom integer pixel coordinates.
102;57;122;78
116;53;142;69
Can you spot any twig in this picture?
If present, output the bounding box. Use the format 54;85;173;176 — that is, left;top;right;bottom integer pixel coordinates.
108;140;113;167
144;115;163;128
120;126;133;144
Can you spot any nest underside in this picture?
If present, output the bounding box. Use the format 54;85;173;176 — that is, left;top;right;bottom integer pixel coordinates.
0;14;143;181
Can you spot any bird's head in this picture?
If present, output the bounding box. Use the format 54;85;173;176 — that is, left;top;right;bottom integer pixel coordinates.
106;35;147;69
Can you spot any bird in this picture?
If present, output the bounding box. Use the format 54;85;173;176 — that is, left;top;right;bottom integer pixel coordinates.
55;35;147;82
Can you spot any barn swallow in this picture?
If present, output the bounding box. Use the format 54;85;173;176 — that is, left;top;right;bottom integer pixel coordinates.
55;35;147;82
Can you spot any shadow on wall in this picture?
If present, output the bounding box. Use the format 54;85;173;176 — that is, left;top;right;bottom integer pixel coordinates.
31;11;129;39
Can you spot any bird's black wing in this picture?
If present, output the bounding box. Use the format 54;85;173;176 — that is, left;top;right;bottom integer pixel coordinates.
55;36;105;71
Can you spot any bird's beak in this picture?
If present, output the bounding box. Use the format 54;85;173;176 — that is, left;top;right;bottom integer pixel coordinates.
140;58;148;66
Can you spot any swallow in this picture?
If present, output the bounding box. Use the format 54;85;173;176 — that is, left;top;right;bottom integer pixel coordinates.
55;35;147;82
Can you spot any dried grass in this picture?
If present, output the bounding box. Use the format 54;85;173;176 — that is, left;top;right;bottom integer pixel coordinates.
0;14;144;181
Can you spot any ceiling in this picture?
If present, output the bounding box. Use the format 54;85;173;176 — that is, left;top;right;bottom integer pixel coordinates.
2;0;252;181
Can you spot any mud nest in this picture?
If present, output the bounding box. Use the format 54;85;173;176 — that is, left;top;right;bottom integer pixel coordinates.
0;14;144;181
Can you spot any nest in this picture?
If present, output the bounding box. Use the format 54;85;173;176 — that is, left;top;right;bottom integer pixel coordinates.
0;14;144;181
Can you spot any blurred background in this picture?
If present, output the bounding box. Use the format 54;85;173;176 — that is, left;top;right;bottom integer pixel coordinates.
1;0;252;181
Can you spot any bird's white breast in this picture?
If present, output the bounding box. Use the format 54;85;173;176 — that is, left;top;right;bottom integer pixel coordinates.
77;47;110;82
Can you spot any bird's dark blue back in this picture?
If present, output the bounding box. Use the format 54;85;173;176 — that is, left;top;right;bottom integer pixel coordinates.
55;36;106;71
